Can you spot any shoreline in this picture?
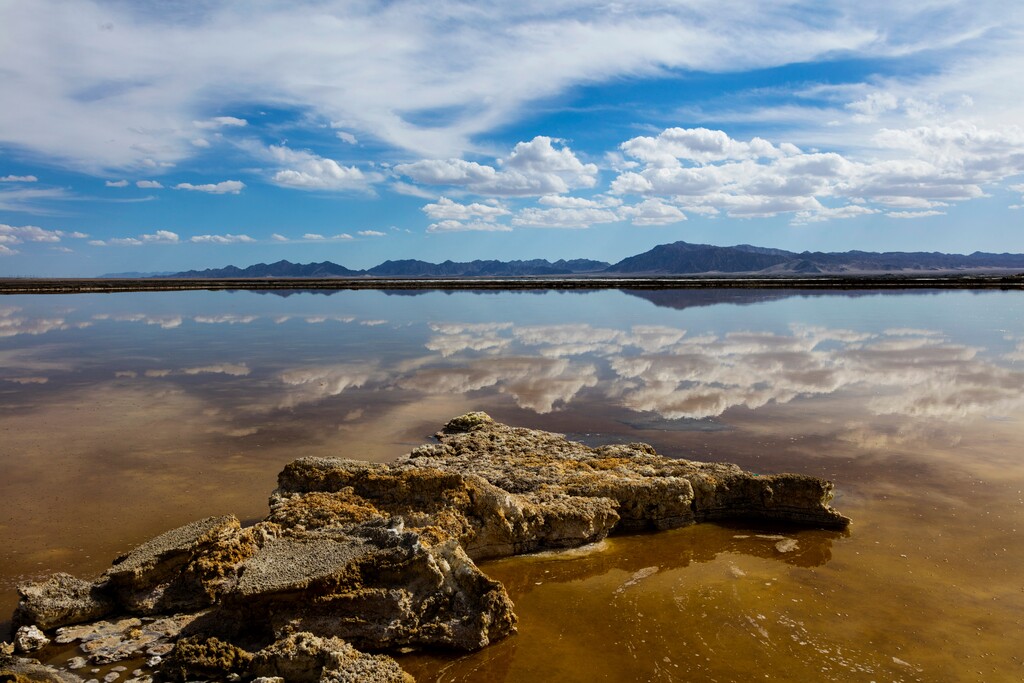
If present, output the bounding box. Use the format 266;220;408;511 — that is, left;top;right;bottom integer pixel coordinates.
3;272;1024;294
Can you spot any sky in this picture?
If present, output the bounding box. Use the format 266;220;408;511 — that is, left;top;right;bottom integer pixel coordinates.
1;0;1023;277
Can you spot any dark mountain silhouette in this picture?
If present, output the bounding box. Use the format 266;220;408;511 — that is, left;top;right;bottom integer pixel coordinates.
173;260;363;278
171;258;609;278
605;241;1024;274
161;242;1024;279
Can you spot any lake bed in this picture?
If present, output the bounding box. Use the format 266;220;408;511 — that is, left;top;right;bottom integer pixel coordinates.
2;288;1023;681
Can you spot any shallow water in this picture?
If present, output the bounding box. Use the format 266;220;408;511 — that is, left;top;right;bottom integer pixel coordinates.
1;288;1023;681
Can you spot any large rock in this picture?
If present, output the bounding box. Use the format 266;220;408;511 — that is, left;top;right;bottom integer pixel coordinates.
273;412;849;560
11;413;849;682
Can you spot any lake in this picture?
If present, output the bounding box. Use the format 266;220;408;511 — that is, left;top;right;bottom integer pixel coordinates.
2;288;1023;681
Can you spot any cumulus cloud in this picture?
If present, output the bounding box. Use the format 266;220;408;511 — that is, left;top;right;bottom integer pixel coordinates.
136;180;163;189
0;223;70;252
105;179;129;187
190;233;255;244
193;116;248;129
264;144;375;192
397;136;597;197
426;220;513;233
357;230;385;237
511;206;619;229
89;229;179;246
1;175;38;182
609;123;1024;222
174;180;245;194
887;210;946;219
423;196;510;221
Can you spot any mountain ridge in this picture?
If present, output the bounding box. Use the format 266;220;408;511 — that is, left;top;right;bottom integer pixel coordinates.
160;242;1024;279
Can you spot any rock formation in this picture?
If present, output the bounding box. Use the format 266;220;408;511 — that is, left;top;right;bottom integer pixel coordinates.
5;413;849;682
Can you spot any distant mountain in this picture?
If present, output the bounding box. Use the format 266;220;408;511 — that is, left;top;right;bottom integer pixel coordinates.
172;260;362;278
606;241;1024;274
102;270;178;278
366;258;609;277
168;258;609;278
155;242;1024;280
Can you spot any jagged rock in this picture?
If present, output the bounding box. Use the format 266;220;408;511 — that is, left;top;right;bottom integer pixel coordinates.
103;515;262;614
163;632;411;683
249;632;413;683
14;625;50;653
11;413;850;683
274;412;849;560
211;520;515;651
14;573;114;630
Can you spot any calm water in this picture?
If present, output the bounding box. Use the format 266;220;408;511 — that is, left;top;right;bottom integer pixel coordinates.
1;288;1023;682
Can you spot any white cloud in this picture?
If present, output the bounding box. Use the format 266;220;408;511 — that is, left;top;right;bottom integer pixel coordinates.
336;131;358;144
0;1;1018;176
0;223;65;245
887;210;946;219
335;233;354;240
619;199;687;226
136;180;163;189
396;136;597;197
511;206;619;229
105;180;129;187
610;123;1024;220
422;196;510;221
271;233;288;241
357;230;385;237
264;144;374;192
193;116;248;129
190;233;255;243
174;180;245;194
426;220;513;233
1;175;37;182
88;229;178;246
142;229;179;243
303;233;326;240
620;127;791;166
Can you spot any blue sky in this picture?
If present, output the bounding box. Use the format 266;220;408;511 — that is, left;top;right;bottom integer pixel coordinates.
1;0;1023;276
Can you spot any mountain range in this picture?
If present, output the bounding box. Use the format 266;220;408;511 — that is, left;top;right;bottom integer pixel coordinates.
164;241;1024;278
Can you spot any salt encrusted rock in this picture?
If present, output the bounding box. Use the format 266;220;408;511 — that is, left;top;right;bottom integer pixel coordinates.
275;412;849;560
14;624;50;653
14;572;114;630
103;514;262;614
12;412;850;683
163;632;412;683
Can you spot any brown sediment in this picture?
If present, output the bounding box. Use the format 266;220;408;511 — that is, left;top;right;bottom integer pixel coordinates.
6;413;849;682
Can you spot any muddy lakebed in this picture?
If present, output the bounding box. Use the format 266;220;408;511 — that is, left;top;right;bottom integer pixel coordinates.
2;288;1023;681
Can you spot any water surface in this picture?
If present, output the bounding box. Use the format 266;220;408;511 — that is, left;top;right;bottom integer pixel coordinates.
1;289;1023;681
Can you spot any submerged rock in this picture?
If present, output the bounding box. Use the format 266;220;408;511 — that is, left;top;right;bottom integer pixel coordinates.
11;413;849;682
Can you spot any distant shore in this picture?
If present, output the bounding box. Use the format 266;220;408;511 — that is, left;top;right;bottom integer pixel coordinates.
2;273;1024;295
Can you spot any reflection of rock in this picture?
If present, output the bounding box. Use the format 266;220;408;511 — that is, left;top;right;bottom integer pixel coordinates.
11;413;848;682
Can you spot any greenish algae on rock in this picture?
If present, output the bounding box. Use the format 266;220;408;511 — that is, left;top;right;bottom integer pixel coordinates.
5;413;849;682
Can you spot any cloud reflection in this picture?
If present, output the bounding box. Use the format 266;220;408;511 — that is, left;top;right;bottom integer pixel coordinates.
416;320;1024;421
1;306;91;337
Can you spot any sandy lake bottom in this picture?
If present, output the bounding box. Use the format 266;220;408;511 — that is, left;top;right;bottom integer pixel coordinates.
2;288;1023;681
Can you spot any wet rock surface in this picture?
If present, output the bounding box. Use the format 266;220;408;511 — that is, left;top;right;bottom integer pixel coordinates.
5;413;849;682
